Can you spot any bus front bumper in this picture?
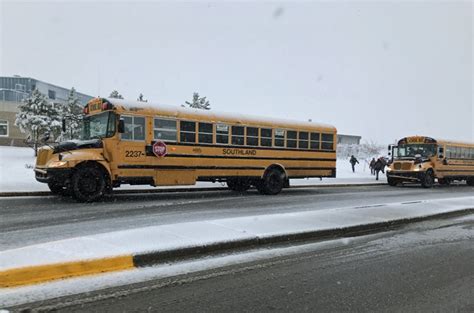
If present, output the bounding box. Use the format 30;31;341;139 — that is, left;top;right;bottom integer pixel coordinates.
35;168;73;184
387;171;425;182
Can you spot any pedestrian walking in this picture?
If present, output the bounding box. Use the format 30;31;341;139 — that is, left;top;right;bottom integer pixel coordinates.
369;158;376;175
349;155;359;173
374;157;387;181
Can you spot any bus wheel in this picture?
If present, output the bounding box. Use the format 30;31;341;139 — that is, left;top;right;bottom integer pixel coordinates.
71;166;107;202
438;178;450;186
258;168;285;195
387;177;398;186
467;178;474;186
47;182;70;196
227;179;250;192
421;170;434;188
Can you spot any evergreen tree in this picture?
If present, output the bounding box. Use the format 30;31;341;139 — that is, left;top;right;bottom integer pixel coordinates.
109;90;124;99
15;88;61;155
137;93;147;102
185;92;211;110
58;87;83;141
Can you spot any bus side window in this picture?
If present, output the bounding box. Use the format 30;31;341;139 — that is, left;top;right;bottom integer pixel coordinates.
198;122;213;144
299;131;309;149
154;118;177;141
180;121;196;143
246;127;258;146
321;133;334;150
232;126;245;145
275;129;285;147
287;131;297;148
260;128;272;147
216;124;229;144
121;115;145;141
310;132;320;150
121;116;133;140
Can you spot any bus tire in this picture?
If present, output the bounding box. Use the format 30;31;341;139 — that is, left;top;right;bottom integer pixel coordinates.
421;170;434;188
467;178;474;186
227;179;250;192
48;182;70;196
258;168;285;195
387;177;398;186
71;166;107;202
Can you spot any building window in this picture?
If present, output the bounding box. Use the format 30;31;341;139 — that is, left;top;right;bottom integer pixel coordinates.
0;120;8;137
321;133;334;150
287;130;297;148
48;90;56;100
275;129;285;147
246;127;258;146
216;124;229;144
198;122;213;144
232;126;245;145
154;118;177;141
260;128;272;147
121;116;146;141
180;121;196;143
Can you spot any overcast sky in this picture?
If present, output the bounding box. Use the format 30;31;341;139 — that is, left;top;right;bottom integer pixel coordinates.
1;0;472;144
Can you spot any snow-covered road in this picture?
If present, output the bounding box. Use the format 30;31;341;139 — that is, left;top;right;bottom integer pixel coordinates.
1;184;473;250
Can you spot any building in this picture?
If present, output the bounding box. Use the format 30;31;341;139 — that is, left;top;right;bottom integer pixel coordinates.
0;76;93;146
337;134;361;145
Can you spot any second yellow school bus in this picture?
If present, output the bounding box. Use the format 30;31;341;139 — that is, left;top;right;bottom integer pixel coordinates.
386;136;474;187
34;98;337;201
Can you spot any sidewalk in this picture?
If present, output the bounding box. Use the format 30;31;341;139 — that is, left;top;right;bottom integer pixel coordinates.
1;196;472;288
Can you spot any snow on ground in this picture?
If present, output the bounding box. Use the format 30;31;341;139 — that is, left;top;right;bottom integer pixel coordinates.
0;146;383;192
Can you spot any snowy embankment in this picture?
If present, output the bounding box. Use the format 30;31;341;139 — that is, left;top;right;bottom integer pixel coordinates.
0;146;383;192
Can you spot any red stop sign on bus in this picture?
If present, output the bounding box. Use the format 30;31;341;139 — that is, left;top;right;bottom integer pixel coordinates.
152;140;167;157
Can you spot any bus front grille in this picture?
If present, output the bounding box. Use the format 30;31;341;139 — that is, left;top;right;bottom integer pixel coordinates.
393;162;412;170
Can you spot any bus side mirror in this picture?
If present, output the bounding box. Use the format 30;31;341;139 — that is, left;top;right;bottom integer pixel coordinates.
118;119;125;133
62;119;66;132
438;147;444;159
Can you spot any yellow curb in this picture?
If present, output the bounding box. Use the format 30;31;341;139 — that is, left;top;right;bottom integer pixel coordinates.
0;255;134;288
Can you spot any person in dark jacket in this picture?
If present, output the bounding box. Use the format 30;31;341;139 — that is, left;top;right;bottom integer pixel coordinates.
369;158;376;175
374;157;387;180
349;155;359;173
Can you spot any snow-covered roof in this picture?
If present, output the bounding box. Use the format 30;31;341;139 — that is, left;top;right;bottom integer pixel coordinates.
399;135;474;147
105;98;337;132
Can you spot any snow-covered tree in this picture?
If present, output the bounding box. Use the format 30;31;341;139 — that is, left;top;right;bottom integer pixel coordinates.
57;87;83;141
137;93;147;102
185;92;211;110
109;90;124;99
15;88;61;155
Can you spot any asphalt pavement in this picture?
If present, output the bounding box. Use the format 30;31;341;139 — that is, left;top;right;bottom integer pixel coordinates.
1;184;473;250
9;214;473;312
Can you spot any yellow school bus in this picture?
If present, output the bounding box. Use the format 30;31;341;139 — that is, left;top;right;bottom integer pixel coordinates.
386;136;474;188
34;98;337;201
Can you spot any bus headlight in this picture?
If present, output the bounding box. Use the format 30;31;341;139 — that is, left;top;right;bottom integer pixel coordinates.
386;167;392;172
49;161;68;168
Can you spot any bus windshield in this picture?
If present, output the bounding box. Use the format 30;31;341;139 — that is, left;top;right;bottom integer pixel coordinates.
82;112;116;140
396;144;436;159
